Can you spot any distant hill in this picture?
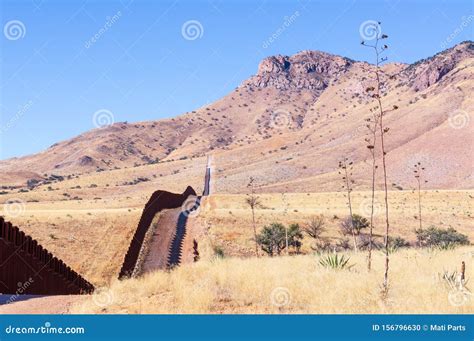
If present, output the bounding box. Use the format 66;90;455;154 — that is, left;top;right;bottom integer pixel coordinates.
1;41;472;193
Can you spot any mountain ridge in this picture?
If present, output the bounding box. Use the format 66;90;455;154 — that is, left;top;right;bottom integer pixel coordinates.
1;41;472;192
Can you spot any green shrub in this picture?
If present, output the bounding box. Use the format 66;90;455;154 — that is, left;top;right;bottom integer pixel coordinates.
340;214;369;236
389;236;410;249
287;223;304;254
415;227;469;249
213;245;225;259
256;223;286;256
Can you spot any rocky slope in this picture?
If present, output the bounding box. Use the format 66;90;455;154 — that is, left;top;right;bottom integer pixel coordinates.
0;41;472;193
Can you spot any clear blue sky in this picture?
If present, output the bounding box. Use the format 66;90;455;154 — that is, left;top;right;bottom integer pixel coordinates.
1;0;472;160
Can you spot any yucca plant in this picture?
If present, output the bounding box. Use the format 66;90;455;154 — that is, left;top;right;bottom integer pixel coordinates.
438;270;469;291
438;269;472;307
319;253;354;270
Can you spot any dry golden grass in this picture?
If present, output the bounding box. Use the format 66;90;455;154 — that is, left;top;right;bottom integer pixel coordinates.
0;203;141;286
71;246;474;314
1;189;471;286
200;190;474;257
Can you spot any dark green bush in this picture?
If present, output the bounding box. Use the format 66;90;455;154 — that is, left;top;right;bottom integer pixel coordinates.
256;223;286;256
340;214;369;236
388;236;410;249
213;245;225;259
415;227;469;248
287;223;304;254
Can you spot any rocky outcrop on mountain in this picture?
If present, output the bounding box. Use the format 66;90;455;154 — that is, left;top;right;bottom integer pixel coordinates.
78;155;95;166
243;50;353;90
403;41;473;91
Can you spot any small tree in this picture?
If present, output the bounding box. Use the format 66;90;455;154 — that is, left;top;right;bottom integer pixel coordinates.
246;177;262;257
256;223;287;256
338;157;358;251
304;215;326;242
287;223;304;254
413;162;428;231
340;214;369;236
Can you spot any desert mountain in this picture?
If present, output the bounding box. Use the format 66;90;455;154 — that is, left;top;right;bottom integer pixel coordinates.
1;41;473;193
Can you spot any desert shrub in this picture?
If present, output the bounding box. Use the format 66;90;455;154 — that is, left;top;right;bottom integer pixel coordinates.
213;245;225;259
288;223;304;254
313;240;333;254
389;236;410;249
319;253;354;270
415;227;469;249
304;215;326;240
336;238;352;251
256;223;286;256
340;214;369;236
357;234;383;250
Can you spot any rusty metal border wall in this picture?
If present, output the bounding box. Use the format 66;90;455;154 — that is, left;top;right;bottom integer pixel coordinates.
118;186;196;279
0;217;94;295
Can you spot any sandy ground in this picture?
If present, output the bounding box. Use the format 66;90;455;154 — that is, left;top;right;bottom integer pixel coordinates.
0;295;84;314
